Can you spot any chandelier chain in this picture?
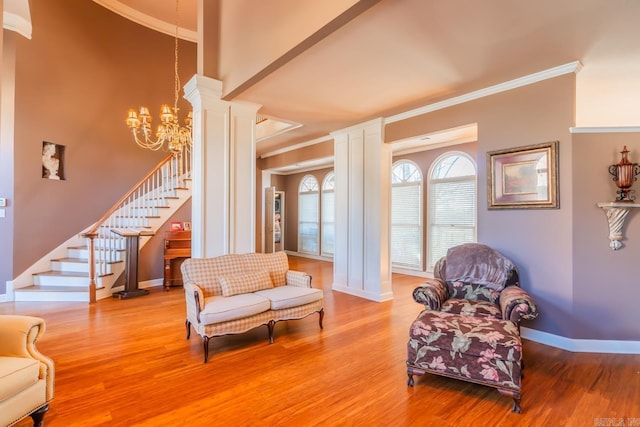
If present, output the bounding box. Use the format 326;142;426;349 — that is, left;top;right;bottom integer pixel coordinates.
174;0;180;111
125;0;193;154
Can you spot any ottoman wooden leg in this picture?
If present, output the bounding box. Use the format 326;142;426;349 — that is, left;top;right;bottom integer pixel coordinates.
497;388;522;413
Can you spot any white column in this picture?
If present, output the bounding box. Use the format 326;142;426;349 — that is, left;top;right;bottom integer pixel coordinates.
184;74;260;258
332;118;392;302
229;101;260;254
261;170;273;253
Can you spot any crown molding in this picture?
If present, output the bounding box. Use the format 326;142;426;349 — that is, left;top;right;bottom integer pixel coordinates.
3;0;32;39
92;0;197;42
570;126;640;133
386;61;583;124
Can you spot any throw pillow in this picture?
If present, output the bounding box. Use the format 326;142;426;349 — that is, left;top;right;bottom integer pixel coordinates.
219;270;274;297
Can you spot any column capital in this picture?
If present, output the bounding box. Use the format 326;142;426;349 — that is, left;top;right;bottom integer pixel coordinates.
184;74;223;107
330;117;384;138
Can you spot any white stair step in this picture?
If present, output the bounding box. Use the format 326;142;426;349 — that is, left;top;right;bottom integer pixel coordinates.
33;270;91;286
51;257;89;273
14;285;91;302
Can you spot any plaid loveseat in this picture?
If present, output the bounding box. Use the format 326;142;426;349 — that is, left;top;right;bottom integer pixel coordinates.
181;251;324;362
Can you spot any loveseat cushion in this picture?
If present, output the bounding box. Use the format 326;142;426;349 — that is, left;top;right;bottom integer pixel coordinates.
200;294;271;324
0;356;40;402
219;270;274;297
254;286;323;310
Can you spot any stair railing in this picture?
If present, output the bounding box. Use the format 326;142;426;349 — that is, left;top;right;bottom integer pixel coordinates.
81;148;191;303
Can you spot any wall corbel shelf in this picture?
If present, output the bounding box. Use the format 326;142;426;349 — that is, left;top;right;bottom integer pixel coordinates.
597;202;640;250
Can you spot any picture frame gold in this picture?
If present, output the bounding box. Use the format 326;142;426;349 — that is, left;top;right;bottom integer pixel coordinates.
487;141;559;209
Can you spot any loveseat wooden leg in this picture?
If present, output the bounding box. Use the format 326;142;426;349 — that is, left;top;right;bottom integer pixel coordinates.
30;404;49;427
185;319;191;339
318;309;324;329
267;320;276;344
203;336;210;363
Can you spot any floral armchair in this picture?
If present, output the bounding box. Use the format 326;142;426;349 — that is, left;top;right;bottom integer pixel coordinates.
407;243;538;413
412;243;538;325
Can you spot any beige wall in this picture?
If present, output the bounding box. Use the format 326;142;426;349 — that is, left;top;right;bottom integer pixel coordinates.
572;132;640;340
4;0;196;290
219;0;359;97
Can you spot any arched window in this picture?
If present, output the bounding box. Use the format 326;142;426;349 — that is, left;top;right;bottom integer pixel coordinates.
391;160;423;269
321;172;335;257
298;175;319;254
428;152;477;270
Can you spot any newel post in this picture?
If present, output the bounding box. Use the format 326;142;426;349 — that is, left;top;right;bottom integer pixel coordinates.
82;231;97;303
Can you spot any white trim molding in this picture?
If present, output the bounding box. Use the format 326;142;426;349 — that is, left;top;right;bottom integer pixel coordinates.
92;0;197;42
3;0;32;39
522;327;640;354
570;126;640;134
386;61;583;124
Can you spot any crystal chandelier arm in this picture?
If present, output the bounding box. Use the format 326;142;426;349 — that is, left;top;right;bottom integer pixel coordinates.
130;127;164;151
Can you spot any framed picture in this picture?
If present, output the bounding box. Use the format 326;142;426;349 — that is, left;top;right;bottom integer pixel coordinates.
487;141;559;209
170;221;184;231
182;221;191;231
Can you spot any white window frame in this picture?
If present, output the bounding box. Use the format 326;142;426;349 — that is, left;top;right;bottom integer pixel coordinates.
427;151;477;271
391;160;423;270
298;175;320;255
321;171;335;257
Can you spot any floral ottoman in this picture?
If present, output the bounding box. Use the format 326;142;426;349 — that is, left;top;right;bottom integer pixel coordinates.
407;309;524;412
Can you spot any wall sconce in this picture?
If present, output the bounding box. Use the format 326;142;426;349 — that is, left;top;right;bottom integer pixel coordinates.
608;146;640;201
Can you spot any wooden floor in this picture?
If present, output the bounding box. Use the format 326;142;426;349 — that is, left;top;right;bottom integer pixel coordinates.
2;256;639;426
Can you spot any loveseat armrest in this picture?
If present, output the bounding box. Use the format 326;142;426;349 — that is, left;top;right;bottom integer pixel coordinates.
286;270;312;288
0;315;55;400
412;278;449;310
184;282;205;323
499;286;539;324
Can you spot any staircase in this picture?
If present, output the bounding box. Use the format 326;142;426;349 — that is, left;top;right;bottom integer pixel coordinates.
12;151;191;302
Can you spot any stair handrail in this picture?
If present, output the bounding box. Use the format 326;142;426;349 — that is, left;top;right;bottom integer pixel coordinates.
82;154;174;238
82;148;191;302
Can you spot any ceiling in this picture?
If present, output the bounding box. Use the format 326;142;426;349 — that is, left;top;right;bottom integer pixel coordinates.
94;0;640;167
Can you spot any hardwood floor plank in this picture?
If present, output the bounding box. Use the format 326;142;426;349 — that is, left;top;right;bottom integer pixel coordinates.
2;256;639;426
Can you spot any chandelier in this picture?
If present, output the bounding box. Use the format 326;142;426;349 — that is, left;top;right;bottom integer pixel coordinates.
125;0;192;153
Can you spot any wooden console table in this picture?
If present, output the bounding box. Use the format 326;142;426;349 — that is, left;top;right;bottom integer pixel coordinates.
111;228;155;299
164;230;191;290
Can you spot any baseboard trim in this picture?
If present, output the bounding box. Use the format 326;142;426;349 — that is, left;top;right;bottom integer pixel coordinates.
521;327;640;354
285;250;333;262
331;283;394;302
139;279;164;289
